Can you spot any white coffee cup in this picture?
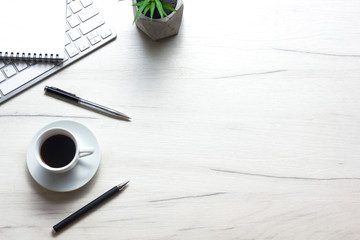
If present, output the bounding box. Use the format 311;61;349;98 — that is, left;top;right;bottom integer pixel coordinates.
34;127;94;174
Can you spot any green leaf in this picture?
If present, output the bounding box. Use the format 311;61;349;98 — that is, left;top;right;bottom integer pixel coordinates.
150;2;156;21
143;5;151;16
154;0;165;18
162;8;168;17
162;2;176;12
133;0;150;23
132;2;144;6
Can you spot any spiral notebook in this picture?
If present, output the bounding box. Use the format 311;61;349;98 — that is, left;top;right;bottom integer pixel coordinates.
0;0;67;62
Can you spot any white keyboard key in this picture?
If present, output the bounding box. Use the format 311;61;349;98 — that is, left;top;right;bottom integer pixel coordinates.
66;7;72;17
80;15;104;35
65;34;71;45
76;38;90;52
64;52;69;60
68;28;81;41
80;0;93;8
0;71;5;82
69;1;83;13
0;63;55;95
65;43;79;57
87;30;98;40
61;51;69;62
65;22;70;32
3;65;16;78
89;35;101;45
79;5;98;22
68;15;81;28
0;60;5;68
14;62;28;72
101;29;112;39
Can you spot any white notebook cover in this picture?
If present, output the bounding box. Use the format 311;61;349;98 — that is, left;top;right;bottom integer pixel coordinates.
0;0;66;61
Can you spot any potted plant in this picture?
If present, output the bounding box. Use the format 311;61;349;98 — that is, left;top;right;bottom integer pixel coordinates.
131;0;184;41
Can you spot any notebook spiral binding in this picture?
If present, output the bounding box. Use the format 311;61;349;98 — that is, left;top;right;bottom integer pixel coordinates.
0;51;61;63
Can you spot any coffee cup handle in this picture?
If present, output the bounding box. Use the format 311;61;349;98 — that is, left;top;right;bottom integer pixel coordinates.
79;147;95;158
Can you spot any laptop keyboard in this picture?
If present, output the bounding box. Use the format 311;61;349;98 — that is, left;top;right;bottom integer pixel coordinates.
0;0;116;104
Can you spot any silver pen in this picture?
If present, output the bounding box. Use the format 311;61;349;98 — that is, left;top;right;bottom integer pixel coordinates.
44;86;131;120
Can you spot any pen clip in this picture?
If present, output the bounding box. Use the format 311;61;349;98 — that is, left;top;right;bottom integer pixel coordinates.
45;86;80;102
46;86;76;97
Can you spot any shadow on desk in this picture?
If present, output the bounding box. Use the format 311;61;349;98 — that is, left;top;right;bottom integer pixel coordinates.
135;25;184;58
25;161;101;203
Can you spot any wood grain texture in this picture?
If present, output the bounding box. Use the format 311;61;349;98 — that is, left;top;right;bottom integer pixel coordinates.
1;0;360;239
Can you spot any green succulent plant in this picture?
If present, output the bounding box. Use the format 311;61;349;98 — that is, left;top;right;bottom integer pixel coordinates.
132;0;177;23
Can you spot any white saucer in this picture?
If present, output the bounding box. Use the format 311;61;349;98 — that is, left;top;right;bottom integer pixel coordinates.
27;120;101;192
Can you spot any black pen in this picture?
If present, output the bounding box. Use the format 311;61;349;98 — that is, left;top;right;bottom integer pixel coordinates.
53;181;129;233
44;86;131;120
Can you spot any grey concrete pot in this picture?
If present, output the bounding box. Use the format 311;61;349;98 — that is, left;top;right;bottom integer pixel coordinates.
132;0;184;41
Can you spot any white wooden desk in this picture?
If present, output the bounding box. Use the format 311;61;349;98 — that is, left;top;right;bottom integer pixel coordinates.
1;0;360;239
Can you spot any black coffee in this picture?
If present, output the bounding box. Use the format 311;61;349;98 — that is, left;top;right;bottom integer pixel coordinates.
40;134;76;168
